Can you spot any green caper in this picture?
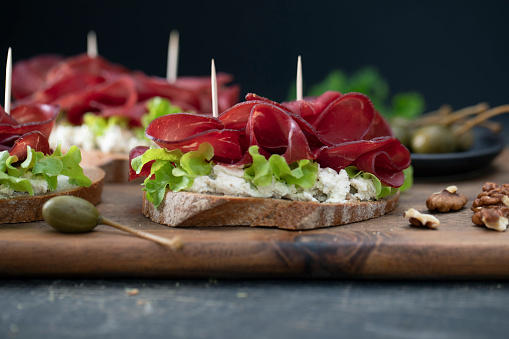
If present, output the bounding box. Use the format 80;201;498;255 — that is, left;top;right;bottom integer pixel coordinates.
42;196;183;250
42;195;101;233
410;125;457;153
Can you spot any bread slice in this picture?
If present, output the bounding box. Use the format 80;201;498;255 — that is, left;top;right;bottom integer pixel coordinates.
142;190;399;230
0;167;105;224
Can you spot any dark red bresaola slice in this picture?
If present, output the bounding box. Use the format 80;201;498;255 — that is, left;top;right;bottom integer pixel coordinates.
44;54;129;84
1;104;59;142
245;103;320;164
0;104;59;161
20;73;106;106
128;146;151;181
13;54;241;124
317;137;411;187
12;54;64;100
311;92;376;144
55;75;138;125
146;113;243;162
9;131;51;161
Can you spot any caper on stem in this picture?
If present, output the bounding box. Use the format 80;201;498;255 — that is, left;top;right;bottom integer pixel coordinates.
42;196;182;251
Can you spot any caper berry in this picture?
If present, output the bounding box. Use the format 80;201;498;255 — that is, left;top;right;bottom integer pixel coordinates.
410;125;457;154
42;196;183;250
42;195;100;233
451;125;475;152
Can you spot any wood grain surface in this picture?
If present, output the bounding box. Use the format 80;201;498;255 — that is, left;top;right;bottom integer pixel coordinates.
1;150;509;279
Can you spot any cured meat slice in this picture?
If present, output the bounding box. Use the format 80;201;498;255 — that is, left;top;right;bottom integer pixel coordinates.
132;73;200;112
0;104;59;160
55;75;138;125
12;54;64;99
355;149;406;187
21;73;106;105
146;113;243;162
1;104;59;143
128;146;151;181
245;103;319;164
9;103;60;139
312;92;376;144
219;100;259;130
363;110;394;139
44;54;128;84
9;131;51;160
317;137;411;187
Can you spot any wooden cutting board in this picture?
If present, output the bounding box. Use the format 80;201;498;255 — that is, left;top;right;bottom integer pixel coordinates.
2;150;509;279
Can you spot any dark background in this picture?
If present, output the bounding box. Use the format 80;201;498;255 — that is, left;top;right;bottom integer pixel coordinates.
1;0;509;112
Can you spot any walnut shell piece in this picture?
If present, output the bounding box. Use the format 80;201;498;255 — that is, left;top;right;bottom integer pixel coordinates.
426;185;468;212
404;208;440;229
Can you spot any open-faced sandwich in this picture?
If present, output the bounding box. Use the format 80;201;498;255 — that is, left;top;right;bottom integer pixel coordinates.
0;103;104;223
129;91;412;230
12;53;240;181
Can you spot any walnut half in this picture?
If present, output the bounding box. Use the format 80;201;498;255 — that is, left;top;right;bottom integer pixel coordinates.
426;185;468;212
404;208;440;229
471;182;509;232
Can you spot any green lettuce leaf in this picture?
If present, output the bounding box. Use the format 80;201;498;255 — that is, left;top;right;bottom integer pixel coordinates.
244;146;272;186
52;146;91;187
131;147;184;175
131;143;213;208
345;166;410;199
244;146;318;189
0;144;91;196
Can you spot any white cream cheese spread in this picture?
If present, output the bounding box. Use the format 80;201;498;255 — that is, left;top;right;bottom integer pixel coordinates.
0;174;77;199
49;124;151;154
186;164;378;203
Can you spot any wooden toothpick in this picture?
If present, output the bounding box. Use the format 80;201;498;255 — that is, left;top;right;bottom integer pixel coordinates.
4;47;12;114
296;55;303;101
166;30;179;83
87;30;98;58
211;59;218;118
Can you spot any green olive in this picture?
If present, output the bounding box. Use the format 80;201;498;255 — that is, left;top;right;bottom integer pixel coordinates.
451;125;475;152
391;125;412;147
410;125;457;154
42;196;101;233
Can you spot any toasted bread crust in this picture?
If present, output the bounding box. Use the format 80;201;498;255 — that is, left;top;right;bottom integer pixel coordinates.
0;167;105;224
142;191;399;230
